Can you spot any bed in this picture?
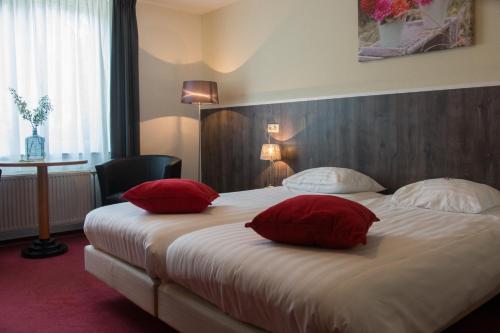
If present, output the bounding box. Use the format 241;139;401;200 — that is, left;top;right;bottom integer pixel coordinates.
84;184;500;332
84;186;381;315
163;196;500;333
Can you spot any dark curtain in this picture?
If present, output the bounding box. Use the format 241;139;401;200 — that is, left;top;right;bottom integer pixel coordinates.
110;0;140;158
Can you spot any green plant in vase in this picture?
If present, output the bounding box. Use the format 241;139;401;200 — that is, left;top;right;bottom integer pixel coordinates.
9;88;53;161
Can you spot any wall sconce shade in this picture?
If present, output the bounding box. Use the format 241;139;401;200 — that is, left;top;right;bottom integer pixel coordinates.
181;81;219;105
260;144;281;161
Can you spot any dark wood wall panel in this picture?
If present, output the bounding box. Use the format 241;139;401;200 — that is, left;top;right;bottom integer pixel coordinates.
201;86;500;193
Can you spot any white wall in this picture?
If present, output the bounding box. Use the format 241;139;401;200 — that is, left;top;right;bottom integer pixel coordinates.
202;0;500;106
137;1;211;180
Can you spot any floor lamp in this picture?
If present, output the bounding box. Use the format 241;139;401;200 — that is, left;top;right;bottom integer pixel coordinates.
181;81;219;181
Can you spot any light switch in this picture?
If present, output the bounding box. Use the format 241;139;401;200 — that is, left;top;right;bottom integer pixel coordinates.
267;124;280;133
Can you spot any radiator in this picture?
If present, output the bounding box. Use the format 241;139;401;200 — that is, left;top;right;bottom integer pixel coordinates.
0;172;95;241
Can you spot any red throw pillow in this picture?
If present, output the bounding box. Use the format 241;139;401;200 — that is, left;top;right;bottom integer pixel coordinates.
245;195;379;249
123;179;219;214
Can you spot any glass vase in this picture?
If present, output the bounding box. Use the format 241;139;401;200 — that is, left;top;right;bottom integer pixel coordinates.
25;128;45;161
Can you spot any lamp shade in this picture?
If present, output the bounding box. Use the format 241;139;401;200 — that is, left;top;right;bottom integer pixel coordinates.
260;144;281;161
181;81;219;105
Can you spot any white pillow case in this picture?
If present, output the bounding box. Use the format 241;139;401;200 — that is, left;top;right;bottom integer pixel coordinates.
282;167;385;194
392;178;500;214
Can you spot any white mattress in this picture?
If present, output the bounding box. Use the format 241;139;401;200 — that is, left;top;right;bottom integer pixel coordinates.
166;196;500;333
84;186;382;279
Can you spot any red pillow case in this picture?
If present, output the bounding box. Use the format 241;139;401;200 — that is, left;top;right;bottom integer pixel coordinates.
123;179;219;214
245;195;379;249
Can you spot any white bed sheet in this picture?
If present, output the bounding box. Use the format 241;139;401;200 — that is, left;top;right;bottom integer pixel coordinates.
84;186;382;279
166;196;500;333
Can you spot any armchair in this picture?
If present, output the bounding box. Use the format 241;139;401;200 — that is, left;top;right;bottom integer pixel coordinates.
95;155;182;206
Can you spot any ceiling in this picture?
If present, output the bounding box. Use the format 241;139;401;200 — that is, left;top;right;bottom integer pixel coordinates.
140;0;239;15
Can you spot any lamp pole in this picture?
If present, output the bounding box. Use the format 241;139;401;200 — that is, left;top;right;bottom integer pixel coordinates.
198;102;202;182
268;159;274;187
267;133;272;186
180;80;219;183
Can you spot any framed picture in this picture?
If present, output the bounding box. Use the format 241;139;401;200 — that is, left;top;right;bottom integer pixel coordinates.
358;0;474;62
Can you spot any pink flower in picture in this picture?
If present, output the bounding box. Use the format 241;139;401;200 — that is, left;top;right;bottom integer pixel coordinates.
372;0;393;22
392;0;411;17
360;0;376;16
361;0;415;22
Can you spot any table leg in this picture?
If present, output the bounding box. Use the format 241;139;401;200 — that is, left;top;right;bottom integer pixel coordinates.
21;166;68;258
38;166;50;239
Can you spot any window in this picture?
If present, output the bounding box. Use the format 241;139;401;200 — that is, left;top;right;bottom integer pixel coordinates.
0;0;112;173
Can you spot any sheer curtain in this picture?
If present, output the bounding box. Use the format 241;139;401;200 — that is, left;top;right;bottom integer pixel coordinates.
0;0;112;173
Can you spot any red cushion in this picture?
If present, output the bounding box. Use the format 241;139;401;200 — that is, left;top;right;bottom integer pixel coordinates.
122;179;219;214
245;195;379;249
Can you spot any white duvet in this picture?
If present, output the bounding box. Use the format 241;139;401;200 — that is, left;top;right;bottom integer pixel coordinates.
166;196;500;333
84;186;381;279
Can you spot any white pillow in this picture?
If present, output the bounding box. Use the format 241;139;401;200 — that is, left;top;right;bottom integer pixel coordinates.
392;178;500;214
282;167;385;194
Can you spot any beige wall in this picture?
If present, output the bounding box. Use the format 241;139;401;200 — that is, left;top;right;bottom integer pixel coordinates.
137;2;211;180
202;0;500;106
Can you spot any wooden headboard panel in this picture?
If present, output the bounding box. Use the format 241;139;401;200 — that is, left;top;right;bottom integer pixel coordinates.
201;85;500;193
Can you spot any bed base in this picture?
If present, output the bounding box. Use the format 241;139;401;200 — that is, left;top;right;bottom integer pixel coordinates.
158;284;500;333
157;283;265;333
83;245;264;332
84;245;500;333
84;245;159;316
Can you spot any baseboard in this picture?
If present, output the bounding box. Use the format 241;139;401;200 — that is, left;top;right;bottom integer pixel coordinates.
0;222;83;242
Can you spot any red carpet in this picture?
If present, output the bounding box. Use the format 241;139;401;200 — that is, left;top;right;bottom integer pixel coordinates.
0;233;175;333
0;232;499;333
